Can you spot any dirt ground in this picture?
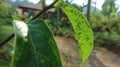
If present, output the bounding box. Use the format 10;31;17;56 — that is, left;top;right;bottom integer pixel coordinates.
55;36;120;67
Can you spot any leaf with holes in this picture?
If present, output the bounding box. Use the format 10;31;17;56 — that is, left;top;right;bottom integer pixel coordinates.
60;3;94;66
11;19;62;67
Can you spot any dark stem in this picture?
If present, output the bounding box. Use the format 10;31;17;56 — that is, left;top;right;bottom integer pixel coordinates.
0;0;58;47
31;0;58;20
0;33;14;47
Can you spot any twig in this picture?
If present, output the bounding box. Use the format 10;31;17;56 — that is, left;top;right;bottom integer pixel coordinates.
0;0;58;47
0;33;14;47
31;0;58;20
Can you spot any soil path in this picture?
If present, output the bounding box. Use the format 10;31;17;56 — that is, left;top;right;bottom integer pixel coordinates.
55;36;120;67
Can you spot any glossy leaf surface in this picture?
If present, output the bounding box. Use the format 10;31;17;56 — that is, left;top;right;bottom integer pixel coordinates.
12;19;62;67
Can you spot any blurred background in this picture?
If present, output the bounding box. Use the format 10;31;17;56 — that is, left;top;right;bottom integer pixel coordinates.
0;0;120;67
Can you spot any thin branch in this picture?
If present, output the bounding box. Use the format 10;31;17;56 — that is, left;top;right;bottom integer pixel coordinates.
0;0;58;47
31;0;58;20
0;33;14;47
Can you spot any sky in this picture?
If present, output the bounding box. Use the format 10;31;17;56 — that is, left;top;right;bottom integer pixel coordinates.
28;0;120;10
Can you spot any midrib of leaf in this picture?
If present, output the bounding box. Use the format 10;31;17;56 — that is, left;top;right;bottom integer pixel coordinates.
29;29;52;63
28;19;62;67
29;29;59;62
29;35;39;67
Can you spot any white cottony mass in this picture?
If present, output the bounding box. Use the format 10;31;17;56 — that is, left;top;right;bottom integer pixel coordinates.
13;20;28;37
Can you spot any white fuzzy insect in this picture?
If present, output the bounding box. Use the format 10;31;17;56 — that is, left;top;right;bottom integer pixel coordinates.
13;20;28;37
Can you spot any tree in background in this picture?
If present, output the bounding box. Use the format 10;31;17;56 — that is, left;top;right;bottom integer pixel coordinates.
39;0;46;7
102;0;117;16
23;0;29;2
0;0;4;2
0;0;15;25
63;0;73;4
89;0;120;48
87;0;91;21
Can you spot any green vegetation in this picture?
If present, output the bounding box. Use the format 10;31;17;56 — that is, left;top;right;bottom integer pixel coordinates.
0;0;15;25
0;0;94;67
0;25;13;61
0;0;14;62
102;0;116;16
1;0;120;67
91;12;120;47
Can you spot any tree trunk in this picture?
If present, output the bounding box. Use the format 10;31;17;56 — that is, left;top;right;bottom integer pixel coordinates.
42;0;46;8
87;0;91;22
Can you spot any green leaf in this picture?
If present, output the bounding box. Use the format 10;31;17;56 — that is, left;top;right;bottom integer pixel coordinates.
12;19;62;67
54;0;62;7
0;60;10;67
60;3;94;66
24;17;32;23
12;15;22;21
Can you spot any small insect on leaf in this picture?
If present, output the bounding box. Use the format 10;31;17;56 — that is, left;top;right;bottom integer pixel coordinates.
12;20;28;37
